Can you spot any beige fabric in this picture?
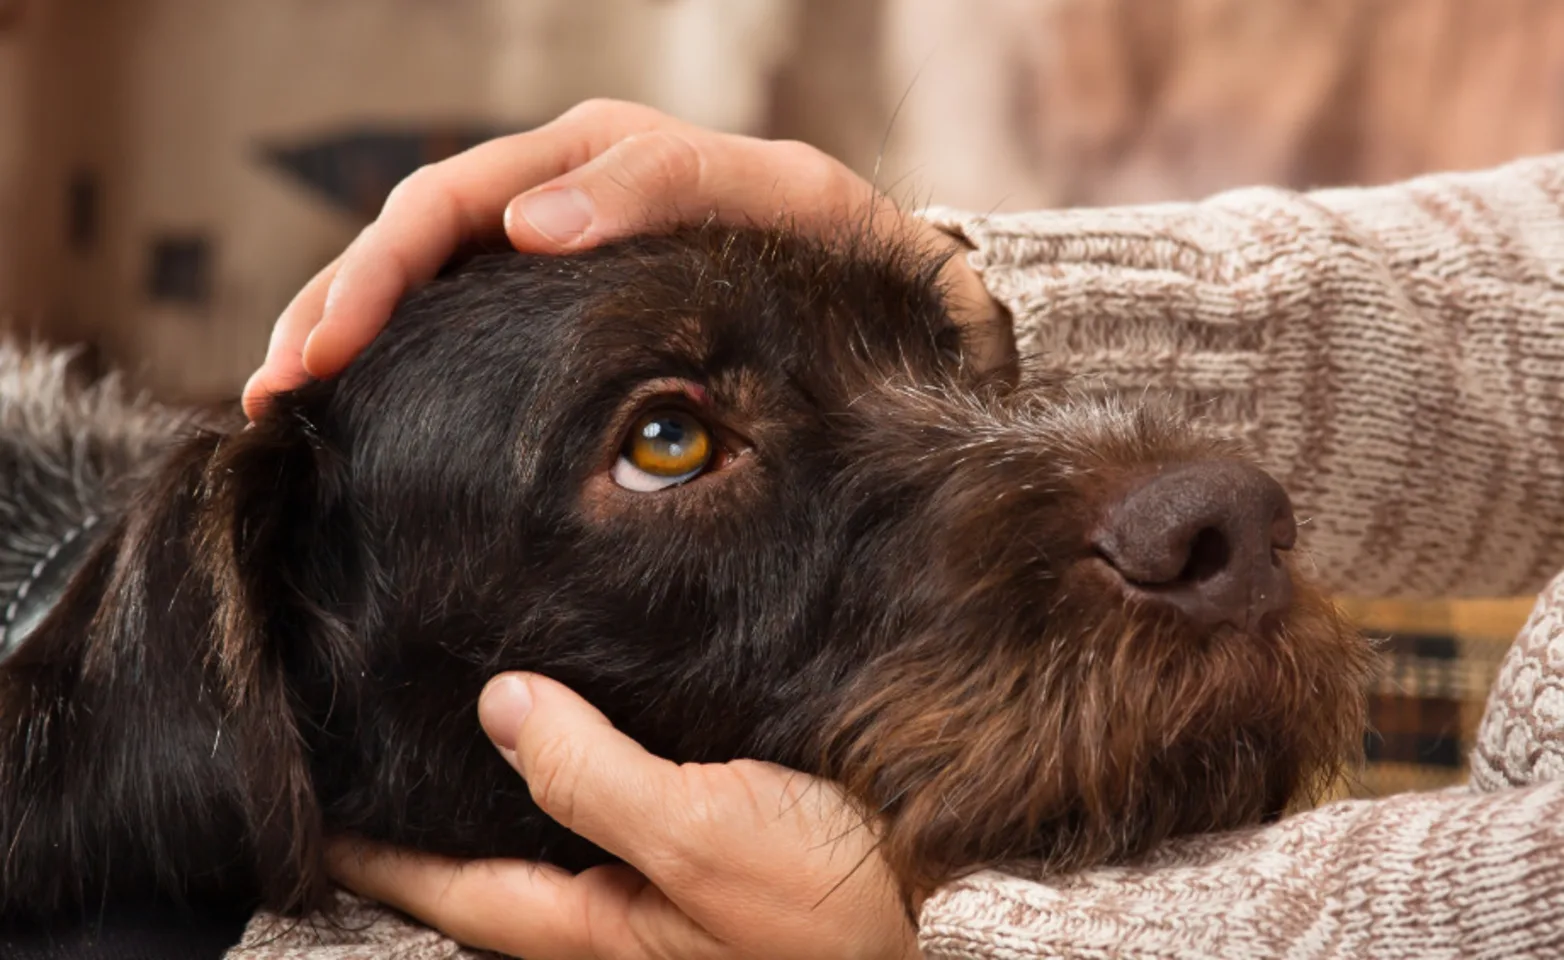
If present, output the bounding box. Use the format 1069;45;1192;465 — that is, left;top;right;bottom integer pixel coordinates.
230;890;489;959
233;154;1564;958
1472;571;1564;794
920;783;1564;960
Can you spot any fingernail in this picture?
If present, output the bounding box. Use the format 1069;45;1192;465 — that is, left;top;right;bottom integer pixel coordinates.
301;327;337;379
517;187;593;245
479;674;534;754
314;270;353;352
320;272;346;320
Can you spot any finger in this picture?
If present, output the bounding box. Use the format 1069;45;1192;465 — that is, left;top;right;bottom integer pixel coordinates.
479;674;704;880
328;839;716;960
301;102;671;379
503;131;881;255
242;252;345;419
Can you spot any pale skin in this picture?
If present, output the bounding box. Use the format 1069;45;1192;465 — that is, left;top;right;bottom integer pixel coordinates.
253;99;1015;959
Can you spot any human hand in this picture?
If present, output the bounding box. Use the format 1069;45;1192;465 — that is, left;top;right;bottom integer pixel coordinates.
328;672;921;960
244;99;1009;419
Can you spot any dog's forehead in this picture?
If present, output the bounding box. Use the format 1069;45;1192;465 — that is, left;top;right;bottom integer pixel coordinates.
562;230;958;399
339;229;959;468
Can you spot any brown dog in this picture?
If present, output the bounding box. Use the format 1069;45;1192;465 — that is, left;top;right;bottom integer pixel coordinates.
0;225;1372;938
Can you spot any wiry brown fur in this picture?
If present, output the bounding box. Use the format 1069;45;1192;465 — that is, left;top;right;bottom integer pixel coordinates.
0;224;1374;935
812;383;1372;895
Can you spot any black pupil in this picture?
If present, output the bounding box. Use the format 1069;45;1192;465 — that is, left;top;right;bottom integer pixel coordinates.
647;417;685;447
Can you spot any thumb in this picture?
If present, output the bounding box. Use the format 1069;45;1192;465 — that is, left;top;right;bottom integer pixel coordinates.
502;129;874;253
477;673;687;869
502;130;711;252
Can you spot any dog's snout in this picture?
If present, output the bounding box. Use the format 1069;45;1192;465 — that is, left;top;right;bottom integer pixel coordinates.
1092;461;1297;630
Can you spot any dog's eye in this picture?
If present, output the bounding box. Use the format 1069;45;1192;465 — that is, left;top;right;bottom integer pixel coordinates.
612;409;714;491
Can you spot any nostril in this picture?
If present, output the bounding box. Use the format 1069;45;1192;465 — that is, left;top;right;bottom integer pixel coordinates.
1091;460;1298;630
1271;511;1298;553
1179;526;1230;584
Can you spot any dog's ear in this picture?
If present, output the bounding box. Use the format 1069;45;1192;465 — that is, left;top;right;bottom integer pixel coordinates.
191;399;359;913
0;399;359;920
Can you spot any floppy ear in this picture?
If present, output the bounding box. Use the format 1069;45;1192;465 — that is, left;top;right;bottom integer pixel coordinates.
0;397;357;921
192;398;360;913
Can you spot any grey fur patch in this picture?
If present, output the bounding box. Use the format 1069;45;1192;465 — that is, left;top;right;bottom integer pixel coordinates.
0;341;196;659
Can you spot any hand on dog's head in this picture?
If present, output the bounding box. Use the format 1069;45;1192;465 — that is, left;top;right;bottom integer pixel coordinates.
0;224;1371;924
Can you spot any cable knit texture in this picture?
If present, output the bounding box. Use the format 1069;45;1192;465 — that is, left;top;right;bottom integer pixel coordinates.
230;890;488;959
230;155;1564;959
1472;571;1564;793
919;783;1564;960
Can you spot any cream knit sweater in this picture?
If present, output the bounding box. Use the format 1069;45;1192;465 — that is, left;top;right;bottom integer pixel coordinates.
231;155;1564;959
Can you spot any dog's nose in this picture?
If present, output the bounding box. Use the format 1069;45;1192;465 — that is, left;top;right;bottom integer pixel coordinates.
1091;461;1297;630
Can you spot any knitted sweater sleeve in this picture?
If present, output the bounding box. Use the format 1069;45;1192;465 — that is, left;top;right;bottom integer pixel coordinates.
924;154;1564;599
917;781;1564;960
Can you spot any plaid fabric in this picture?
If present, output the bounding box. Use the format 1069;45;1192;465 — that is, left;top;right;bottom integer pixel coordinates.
1336;597;1533;797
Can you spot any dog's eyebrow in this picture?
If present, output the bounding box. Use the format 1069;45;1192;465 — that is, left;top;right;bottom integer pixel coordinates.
660;314;712;361
706;367;779;416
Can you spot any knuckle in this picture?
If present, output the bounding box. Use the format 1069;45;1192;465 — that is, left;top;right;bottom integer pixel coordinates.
619;130;704;197
380;162;441;214
769;139;834;178
525;731;586;829
764;139;859;210
563;96;623;120
638;843;703;895
768;138;823;164
635;765;721;887
588;889;682;960
561;97;653;126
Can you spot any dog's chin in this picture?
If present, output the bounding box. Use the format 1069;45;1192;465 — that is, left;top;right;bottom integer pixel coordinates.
822;567;1374;901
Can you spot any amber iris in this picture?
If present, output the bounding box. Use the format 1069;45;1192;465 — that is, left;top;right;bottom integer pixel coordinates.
624;409;712;477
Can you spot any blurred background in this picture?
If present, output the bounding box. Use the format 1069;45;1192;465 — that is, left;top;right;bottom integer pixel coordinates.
3;0;1563;796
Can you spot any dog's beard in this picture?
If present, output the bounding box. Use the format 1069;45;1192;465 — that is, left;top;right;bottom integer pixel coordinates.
821;573;1370;898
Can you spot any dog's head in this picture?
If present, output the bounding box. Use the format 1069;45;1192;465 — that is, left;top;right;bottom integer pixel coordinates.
237;225;1367;895
4;224;1371;920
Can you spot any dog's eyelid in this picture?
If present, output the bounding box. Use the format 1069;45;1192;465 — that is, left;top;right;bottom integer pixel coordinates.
596;379;755;494
622;377;710;412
